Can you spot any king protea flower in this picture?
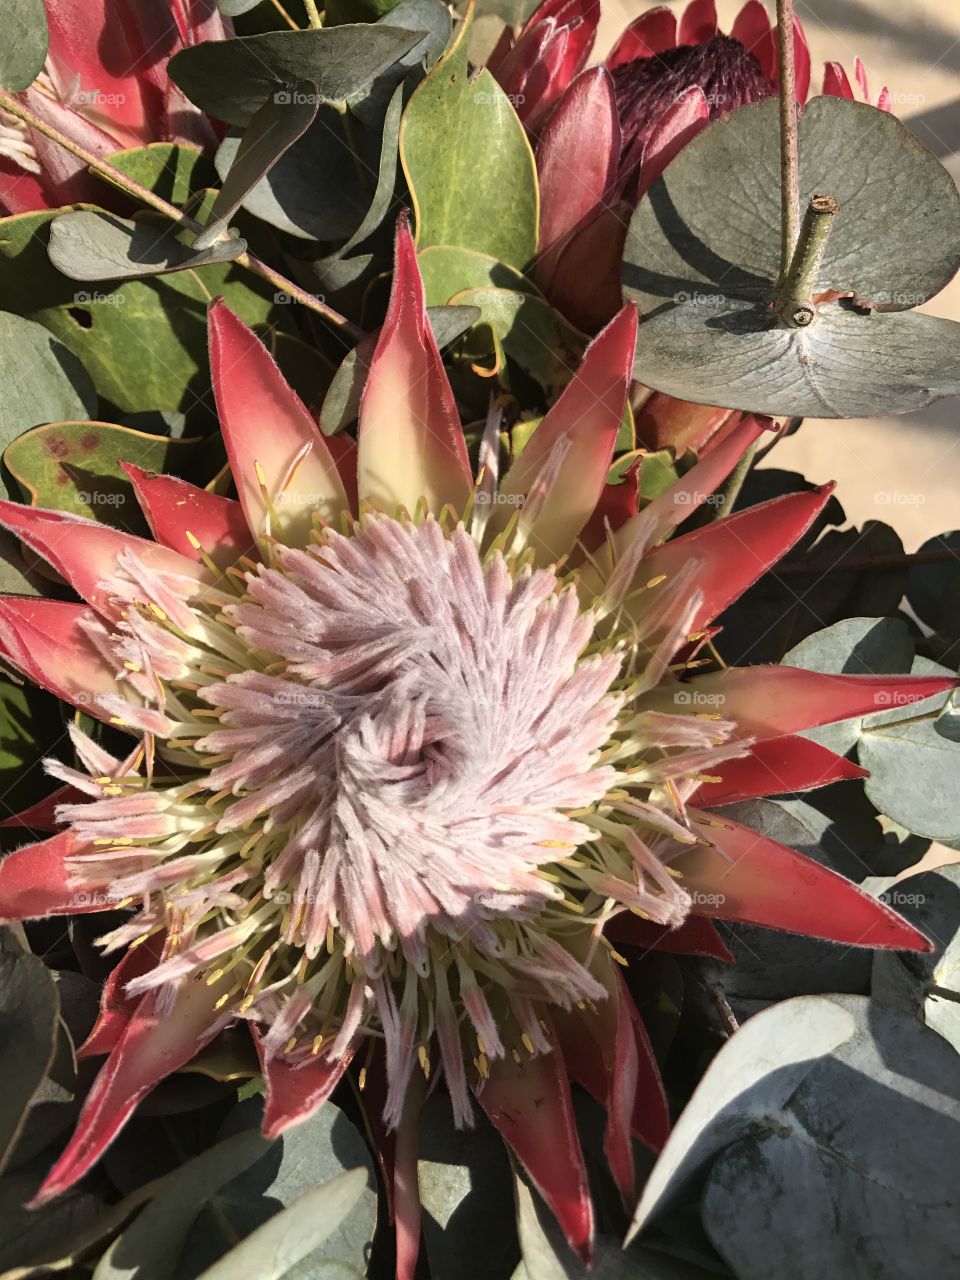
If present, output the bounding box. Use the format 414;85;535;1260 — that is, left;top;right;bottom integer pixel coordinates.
0;0;226;215
0;216;946;1271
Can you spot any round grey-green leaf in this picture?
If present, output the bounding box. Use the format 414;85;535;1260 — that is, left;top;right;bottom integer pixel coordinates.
92;1130;271;1280
2;0;48;92
194;1169;367;1280
168;25;424;126
623;96;960;315
629;994;960;1280
858;656;960;840
628;297;960;418
0;312;96;443
180;1098;376;1278
0;947;60;1170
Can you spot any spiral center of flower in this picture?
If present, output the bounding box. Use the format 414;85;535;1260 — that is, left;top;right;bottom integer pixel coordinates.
196;517;622;974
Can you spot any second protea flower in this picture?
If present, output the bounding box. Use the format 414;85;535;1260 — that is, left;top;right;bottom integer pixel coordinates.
0;216;946;1273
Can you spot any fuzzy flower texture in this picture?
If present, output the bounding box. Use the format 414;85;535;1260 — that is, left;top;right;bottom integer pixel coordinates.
0;219;948;1269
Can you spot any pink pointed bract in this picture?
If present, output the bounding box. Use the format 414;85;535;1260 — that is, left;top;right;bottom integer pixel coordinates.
0;218;945;1266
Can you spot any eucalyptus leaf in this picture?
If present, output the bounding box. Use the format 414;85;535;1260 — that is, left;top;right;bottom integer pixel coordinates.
314;80;404;273
194;89;319;250
0;312;96;439
92;1131;271;1280
627;297;960;418
515;1177;714;1280
872;865;960;1054
213;110;365;242
906;531;960;638
418;1094;517;1280
47;211;246;282
0;948;59;1170
629;995;960;1279
1;0;48;92
194;1169;367;1280
169;24;424;126
217;0;264;14
400;4;538;269
858;656;960;839
0;1180;103;1276
623;97;960;415
319;304;479;434
625;98;960;314
2;207;278;414
180;1098;376;1278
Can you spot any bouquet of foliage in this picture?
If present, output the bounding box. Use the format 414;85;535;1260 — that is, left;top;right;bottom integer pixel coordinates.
0;0;959;1276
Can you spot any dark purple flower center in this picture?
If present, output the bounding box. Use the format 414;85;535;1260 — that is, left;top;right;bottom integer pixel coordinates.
610;34;775;160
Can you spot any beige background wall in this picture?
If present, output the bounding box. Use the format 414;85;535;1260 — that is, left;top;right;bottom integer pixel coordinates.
599;0;960;548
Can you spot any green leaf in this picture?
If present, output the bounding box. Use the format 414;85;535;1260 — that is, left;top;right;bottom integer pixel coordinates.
418;1094;518;1280
4;421;198;529
168;24;424;126
0;948;59;1170
180;1098;376;1277
628;995;960;1278
194;90;319;250
451;287;583;394
47;211;246;281
194;1169;367;1280
417;245;538;308
871;865;960;1056
623;97;960;416
0;312;96;440
1;0;48;91
102;145;218;207
1;208;277;414
92;1131;271;1280
400;5;538;269
0;681;66;816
